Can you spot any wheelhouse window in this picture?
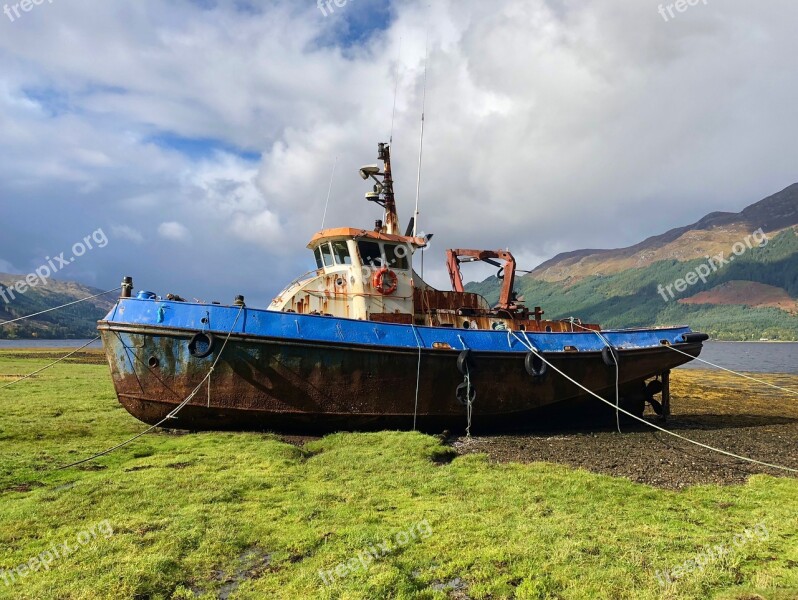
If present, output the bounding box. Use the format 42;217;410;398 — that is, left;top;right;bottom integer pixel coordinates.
357;241;382;267
331;241;352;265
384;244;409;270
320;243;334;267
313;246;324;269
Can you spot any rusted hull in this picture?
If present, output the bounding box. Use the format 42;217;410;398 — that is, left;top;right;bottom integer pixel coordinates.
98;324;701;433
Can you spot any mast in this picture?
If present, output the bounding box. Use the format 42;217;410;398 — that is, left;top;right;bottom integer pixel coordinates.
378;143;400;235
360;143;400;235
320;156;337;229
413;32;429;238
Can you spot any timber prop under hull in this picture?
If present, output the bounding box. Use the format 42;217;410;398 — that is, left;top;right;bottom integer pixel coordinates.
98;303;703;433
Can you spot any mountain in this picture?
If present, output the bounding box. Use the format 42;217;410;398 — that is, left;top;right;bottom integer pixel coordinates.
531;183;798;281
467;184;798;341
0;275;115;339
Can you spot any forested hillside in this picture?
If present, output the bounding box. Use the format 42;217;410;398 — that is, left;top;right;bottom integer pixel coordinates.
468;228;798;341
0;275;114;339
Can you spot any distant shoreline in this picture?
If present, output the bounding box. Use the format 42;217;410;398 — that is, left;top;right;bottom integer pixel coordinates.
0;339;103;349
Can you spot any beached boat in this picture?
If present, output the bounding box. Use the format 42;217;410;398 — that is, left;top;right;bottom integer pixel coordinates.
98;143;707;432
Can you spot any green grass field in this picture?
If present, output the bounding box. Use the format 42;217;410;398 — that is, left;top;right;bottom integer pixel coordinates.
0;351;796;599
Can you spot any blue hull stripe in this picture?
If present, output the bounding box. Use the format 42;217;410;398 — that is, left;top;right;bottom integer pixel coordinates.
103;298;694;353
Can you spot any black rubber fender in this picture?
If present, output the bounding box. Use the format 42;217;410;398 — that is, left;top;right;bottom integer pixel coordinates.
681;332;710;343
645;379;664;396
188;332;215;358
456;349;473;375
455;381;476;406
648;397;664;416
524;351;548;378
602;346;620;367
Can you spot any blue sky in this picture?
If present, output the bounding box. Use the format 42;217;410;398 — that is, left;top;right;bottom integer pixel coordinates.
146;133;262;161
1;0;797;306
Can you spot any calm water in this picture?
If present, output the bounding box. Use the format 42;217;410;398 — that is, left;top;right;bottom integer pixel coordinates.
0;339;795;374
679;341;798;375
0;339;103;349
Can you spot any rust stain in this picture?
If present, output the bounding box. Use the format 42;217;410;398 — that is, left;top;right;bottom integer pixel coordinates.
99;326;701;433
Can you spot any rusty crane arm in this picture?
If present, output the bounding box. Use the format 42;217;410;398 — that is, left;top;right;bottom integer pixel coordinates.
446;249;518;310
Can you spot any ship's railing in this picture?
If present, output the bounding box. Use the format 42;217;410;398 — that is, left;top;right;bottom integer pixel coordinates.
282;269;320;291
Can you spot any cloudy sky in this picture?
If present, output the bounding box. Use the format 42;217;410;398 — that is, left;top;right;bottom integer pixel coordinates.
1;0;796;304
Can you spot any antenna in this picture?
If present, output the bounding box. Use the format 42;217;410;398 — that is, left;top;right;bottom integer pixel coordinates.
321;156;338;229
413;32;429;238
390;36;402;145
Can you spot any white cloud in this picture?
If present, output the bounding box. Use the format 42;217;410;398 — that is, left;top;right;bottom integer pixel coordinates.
111;225;145;244
158;222;190;242
230;210;284;249
0;0;796;299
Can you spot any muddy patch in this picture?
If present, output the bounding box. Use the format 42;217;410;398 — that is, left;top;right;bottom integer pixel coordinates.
190;547;272;599
165;461;193;470
124;465;153;473
453;369;798;489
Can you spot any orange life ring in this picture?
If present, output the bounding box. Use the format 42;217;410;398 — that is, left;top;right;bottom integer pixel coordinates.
372;267;398;295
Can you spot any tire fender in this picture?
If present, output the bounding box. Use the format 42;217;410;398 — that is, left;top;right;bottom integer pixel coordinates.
602;346;619;367
188;332;216;358
524;351;548;378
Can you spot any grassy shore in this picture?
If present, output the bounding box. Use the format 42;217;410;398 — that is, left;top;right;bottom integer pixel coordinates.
0;350;796;599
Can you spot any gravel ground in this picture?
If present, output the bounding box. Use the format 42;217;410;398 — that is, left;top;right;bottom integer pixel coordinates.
451;369;798;489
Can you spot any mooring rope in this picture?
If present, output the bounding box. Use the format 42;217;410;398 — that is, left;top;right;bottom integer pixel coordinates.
0;287;122;327
410;324;423;431
508;331;798;474
0;337;101;390
664;344;798;397
58;305;245;470
464;364;473;437
456;335;474;435
568;320;622;434
0;287;119;389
